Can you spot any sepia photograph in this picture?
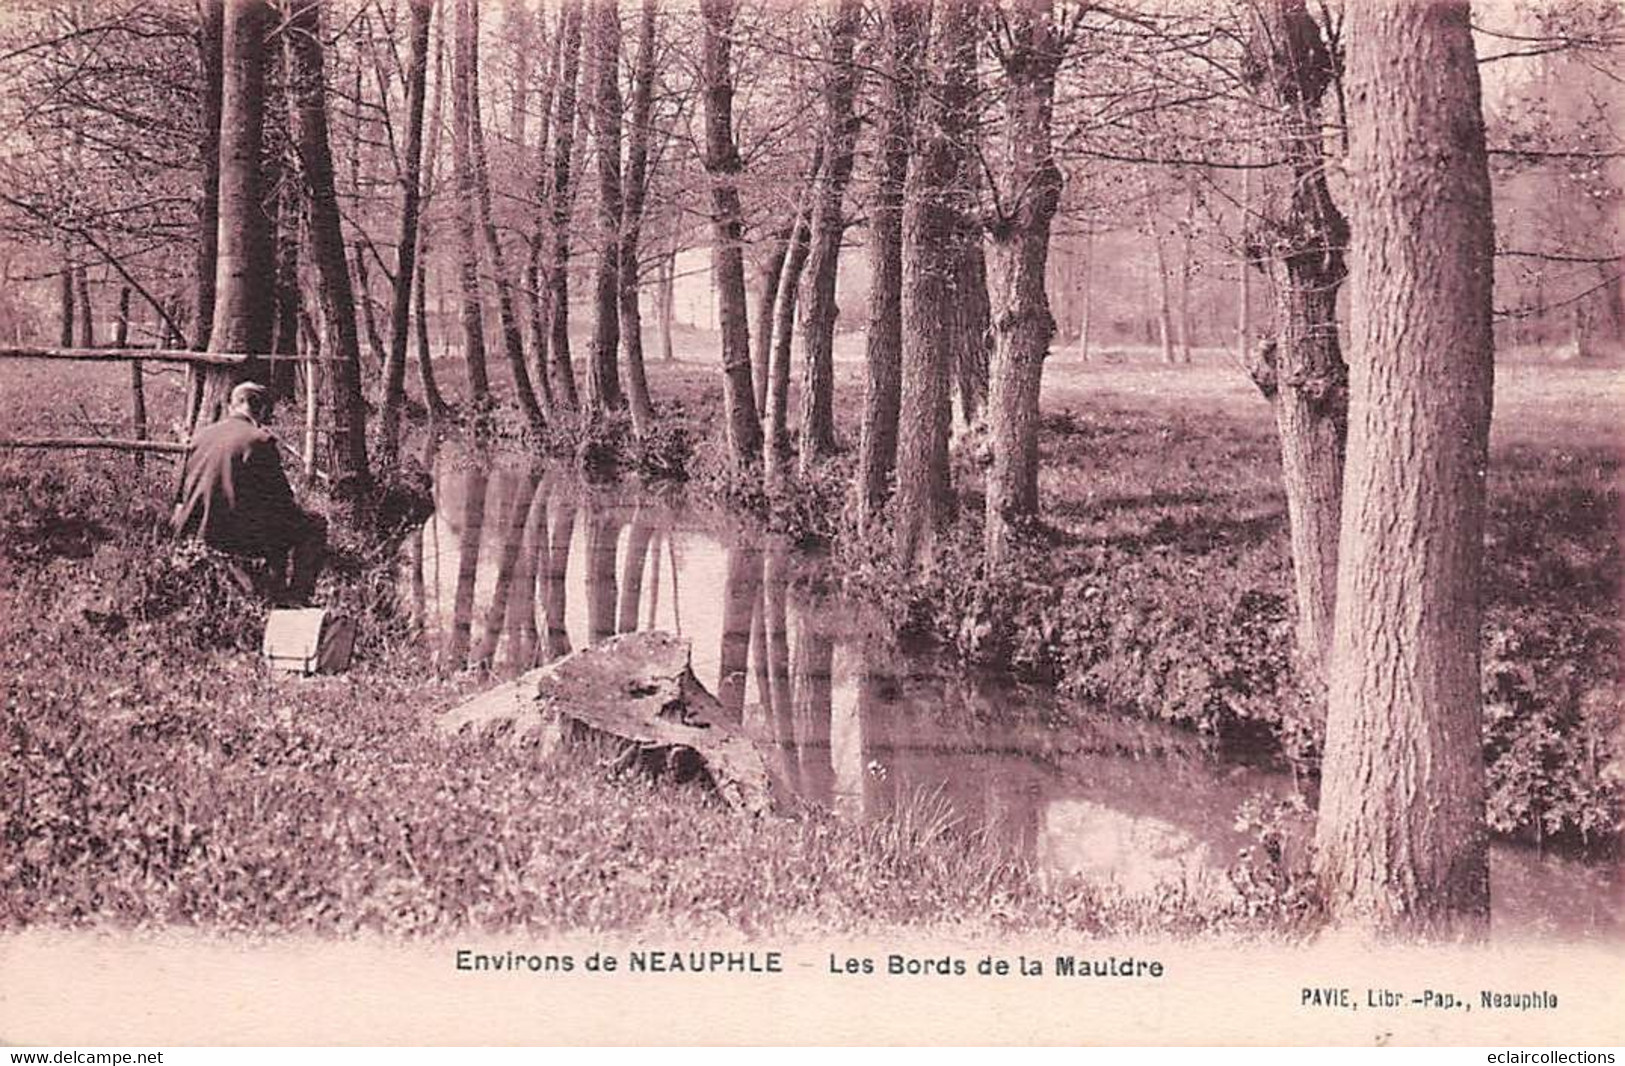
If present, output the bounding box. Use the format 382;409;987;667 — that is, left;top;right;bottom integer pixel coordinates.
0;0;1620;1048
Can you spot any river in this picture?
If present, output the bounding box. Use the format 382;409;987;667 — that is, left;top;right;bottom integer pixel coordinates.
397;449;1621;940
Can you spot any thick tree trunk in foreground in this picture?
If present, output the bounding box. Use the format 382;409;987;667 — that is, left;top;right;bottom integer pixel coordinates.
893;0;976;568
380;0;434;463
449;0;492;410
985;0;1063;564
1314;0;1496;939
196;0;276;431
700;0;763;467
1244;0;1351;691
796;0;863;471
287;0;370;492
586;0;625;417
617;0;660;438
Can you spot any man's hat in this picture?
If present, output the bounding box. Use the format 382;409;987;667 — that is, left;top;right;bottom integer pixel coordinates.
230;381;271;411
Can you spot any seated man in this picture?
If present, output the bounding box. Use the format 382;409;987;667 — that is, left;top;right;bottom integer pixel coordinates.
172;381;326;604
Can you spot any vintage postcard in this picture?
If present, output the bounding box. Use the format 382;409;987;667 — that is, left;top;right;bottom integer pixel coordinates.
0;0;1620;1048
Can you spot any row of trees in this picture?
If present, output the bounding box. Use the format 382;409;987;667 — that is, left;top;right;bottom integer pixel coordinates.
1;0;1619;938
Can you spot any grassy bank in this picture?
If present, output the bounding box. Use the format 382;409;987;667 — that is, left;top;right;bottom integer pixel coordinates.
0;345;1618;938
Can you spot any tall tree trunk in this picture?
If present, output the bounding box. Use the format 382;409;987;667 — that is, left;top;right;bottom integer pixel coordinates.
545;0;585;412
195;0;276;431
586;0;625;417
984;0;1062;564
58;258;74;349
1237;157;1252;364
287;0;371;494
353;242;388;371
1243;0;1350;689
413;256;449;416
700;0;763;467
468;0;547;431
1077;225;1094;360
617;0;660;437
1141;179;1177;365
1178;176;1196;362
765;159;821;483
753;228;790;414
193;0;223;352
269;158;301;401
950;231;991;431
852;0;904;523
893;0;976;569
796;0;863;471
380;0;434;462
657;249;676;362
524;7;559;413
449;0;492;411
74;268;93;348
1314;0;1495;939
414;15;453;420
505;2;533;151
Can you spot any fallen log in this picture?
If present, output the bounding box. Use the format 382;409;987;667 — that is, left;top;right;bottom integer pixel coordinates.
438;631;776;815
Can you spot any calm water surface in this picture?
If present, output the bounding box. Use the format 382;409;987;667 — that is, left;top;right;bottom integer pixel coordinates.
398;449;1621;940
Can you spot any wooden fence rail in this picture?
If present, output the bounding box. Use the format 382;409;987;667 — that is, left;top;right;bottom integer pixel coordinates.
0;345;328;466
0;345;305;365
0;437;187;455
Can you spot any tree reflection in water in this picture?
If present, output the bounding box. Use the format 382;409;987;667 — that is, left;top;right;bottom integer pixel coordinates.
398;456;1619;937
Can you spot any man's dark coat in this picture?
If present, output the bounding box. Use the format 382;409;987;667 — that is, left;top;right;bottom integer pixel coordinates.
171;414;302;557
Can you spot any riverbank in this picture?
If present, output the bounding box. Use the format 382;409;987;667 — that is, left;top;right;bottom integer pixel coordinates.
0;343;1618;937
641;344;1624;852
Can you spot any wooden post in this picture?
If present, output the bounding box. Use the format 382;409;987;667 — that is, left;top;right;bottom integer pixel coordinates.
299;310;322;478
116;289;148;470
